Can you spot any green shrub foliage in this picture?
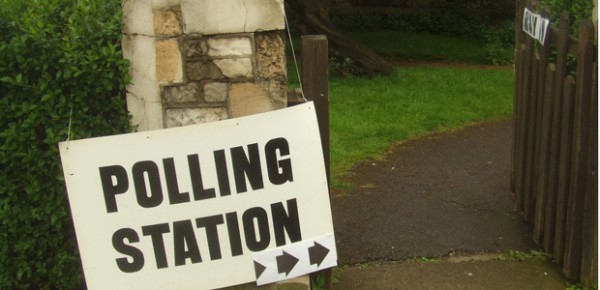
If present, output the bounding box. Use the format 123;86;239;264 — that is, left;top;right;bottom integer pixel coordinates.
538;0;594;34
484;20;516;65
0;0;131;288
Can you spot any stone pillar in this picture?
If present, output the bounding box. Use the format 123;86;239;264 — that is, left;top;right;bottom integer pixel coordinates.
122;0;288;131
121;1;309;289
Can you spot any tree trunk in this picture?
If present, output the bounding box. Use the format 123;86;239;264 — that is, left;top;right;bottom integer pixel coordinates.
286;0;393;77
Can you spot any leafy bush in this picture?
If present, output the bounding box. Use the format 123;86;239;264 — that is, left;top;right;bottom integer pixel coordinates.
0;0;131;288
538;0;594;34
484;20;516;65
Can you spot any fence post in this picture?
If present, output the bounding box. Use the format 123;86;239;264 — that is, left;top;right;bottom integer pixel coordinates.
301;35;331;289
302;35;330;185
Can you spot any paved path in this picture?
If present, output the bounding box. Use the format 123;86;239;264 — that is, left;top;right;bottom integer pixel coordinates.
328;119;570;289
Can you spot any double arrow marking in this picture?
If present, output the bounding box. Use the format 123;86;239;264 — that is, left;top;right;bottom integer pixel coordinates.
252;234;337;285
254;242;330;279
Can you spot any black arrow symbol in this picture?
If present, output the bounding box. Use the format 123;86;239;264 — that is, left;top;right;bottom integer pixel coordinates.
309;242;330;266
276;251;299;275
254;261;266;279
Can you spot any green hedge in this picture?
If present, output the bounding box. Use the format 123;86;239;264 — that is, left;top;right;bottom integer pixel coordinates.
0;0;131;288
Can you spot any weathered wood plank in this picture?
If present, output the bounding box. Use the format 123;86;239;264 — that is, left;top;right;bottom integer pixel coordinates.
579;63;597;289
553;76;576;263
512;0;529;196
301;35;330;185
513;41;526;197
542;12;571;252
531;9;553;235
563;20;595;281
521;37;537;222
301;34;332;290
533;63;556;245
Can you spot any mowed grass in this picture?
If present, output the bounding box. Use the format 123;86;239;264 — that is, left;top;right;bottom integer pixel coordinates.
327;66;514;187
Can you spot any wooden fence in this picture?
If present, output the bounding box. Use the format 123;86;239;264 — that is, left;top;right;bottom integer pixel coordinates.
512;3;597;287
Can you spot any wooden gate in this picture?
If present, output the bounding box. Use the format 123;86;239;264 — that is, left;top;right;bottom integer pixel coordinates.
512;2;598;287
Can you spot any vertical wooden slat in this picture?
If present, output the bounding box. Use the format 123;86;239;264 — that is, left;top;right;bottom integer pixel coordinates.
563;20;595;281
521;4;543;218
515;42;528;211
520;36;536;221
579;64;598;288
553;75;576;263
542;12;571;252
513;44;523;195
515;3;537;213
531;8;554;233
512;0;527;194
533;63;556;244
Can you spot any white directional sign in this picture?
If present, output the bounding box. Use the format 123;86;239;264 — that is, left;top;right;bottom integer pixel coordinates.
523;8;550;45
253;234;336;285
59;102;336;290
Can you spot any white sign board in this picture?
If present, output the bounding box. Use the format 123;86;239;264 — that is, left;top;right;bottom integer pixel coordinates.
523;8;550;45
59;102;336;290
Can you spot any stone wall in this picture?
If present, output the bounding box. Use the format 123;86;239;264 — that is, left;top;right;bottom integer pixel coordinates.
122;0;287;131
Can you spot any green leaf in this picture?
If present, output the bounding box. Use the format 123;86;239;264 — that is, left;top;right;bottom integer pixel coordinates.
40;94;52;102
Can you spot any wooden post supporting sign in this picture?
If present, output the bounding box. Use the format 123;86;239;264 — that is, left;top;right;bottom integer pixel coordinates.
301;35;332;289
302;35;330;185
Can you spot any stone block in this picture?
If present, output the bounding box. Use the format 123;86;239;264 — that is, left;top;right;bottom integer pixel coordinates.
255;31;286;81
122;0;154;35
181;0;284;34
163;82;202;104
165;107;228;127
184;38;208;58
258;80;287;109
127;95;164;131
208;36;253;57
187;60;224;80
154;8;182;36
155;39;183;84
213;58;254;79
228;83;274;118
204;82;229;102
122;35;160;101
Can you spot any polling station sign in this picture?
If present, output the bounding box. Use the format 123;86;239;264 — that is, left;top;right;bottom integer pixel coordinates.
59;102;336;290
